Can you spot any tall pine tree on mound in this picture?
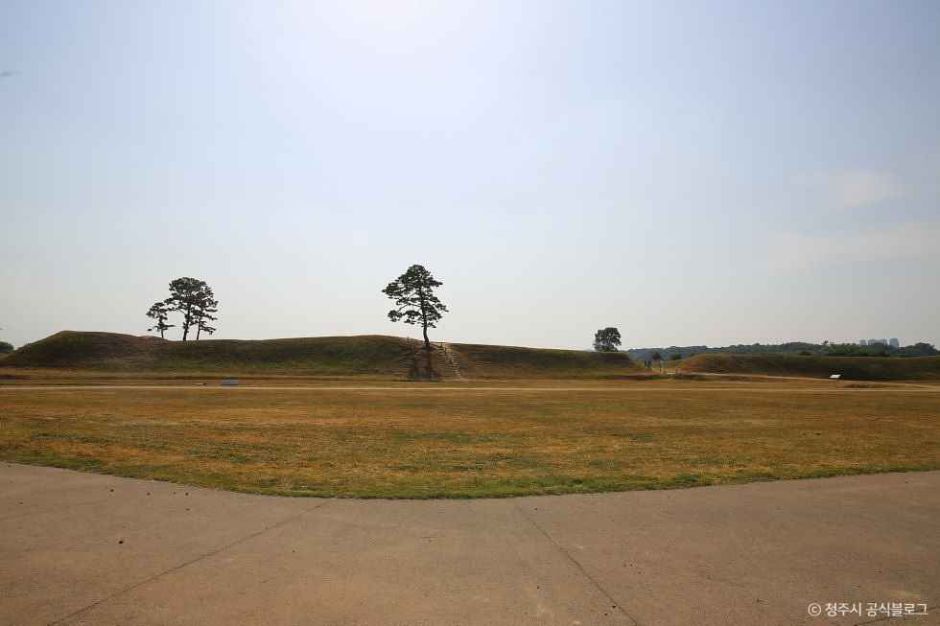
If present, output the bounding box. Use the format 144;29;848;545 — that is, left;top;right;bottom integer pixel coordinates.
382;264;448;379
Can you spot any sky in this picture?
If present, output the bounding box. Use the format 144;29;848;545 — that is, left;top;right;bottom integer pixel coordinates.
2;0;939;350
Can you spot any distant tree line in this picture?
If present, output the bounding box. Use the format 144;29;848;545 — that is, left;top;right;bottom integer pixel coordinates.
625;341;938;361
820;342;938;357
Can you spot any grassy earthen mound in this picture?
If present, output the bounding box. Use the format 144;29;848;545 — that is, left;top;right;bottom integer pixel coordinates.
2;331;638;379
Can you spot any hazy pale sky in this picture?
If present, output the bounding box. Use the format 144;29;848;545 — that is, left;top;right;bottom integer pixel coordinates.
2;0;939;350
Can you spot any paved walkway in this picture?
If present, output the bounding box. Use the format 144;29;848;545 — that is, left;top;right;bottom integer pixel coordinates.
1;464;937;625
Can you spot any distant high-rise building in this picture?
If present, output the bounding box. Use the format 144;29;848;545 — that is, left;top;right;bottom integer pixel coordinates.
859;340;868;346
889;338;900;348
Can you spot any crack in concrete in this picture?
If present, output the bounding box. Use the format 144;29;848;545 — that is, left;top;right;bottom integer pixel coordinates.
514;502;640;626
48;500;330;625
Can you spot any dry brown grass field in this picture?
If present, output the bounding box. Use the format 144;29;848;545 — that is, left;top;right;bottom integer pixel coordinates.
1;377;938;498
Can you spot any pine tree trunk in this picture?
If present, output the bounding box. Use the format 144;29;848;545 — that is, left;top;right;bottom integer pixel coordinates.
182;304;191;341
421;325;431;378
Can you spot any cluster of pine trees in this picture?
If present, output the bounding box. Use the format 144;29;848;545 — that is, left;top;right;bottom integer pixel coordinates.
145;265;449;379
146;277;219;341
145;265;449;354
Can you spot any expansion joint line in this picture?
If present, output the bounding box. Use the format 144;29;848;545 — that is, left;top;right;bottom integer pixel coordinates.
48;500;331;625
513;502;640;626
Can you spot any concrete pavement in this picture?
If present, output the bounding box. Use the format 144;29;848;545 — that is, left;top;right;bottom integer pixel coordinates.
1;463;937;625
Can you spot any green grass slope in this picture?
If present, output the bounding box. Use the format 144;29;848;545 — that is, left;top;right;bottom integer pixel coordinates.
447;342;634;378
1;331;416;376
682;352;940;380
1;331;638;378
